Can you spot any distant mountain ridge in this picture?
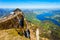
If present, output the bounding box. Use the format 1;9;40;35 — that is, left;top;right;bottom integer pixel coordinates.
0;8;60;26
0;8;14;18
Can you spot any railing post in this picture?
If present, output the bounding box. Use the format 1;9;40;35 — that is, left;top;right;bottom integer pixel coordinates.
36;28;39;40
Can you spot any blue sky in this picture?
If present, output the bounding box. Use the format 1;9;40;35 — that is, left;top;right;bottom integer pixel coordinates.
0;0;60;9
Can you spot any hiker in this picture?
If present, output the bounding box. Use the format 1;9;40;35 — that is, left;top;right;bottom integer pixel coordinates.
24;20;30;38
24;29;30;38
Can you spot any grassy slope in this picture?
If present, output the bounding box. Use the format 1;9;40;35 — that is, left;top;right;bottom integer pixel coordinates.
0;28;30;40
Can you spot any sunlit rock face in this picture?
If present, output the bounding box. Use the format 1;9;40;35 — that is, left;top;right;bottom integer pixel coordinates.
0;8;22;29
0;17;19;29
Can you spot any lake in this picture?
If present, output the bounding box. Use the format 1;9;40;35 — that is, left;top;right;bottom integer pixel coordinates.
36;13;60;26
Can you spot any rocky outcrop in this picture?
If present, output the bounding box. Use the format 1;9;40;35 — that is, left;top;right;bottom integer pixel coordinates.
0;12;22;29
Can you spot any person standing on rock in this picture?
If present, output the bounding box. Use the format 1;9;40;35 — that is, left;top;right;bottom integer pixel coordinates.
24;28;30;38
24;20;30;38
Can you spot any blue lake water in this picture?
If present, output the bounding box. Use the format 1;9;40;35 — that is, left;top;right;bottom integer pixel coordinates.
36;13;60;26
